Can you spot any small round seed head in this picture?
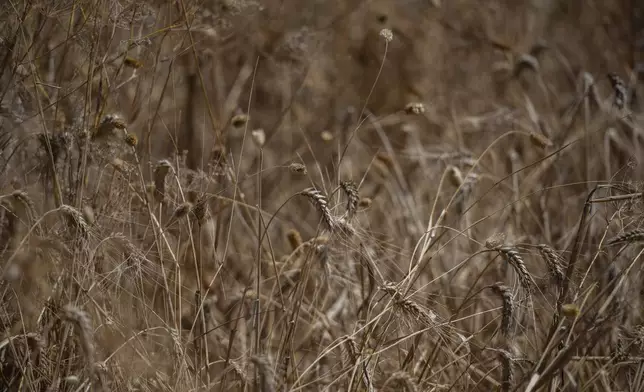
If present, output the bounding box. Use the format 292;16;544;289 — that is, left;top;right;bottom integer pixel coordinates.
561;303;580;318
173;202;193;220
529;131;553;149
111;158;124;170
95;114;127;140
124;56;143;69
124;133;138;147
286;229;303;251
321;130;333;141
404;102;426;115
485;233;506;250
231;113;249;128
251;128;266;147
103;114;127;130
82;206;95;225
358;197;372;208
448;166;464;187
289;162;307;174
379;28;393;42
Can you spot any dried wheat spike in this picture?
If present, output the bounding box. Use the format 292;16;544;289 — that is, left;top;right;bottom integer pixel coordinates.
496;246;534;292
498;349;514;392
340;180;359;220
10;190;35;220
59;204;89;237
528;131;553;149
380;282;437;327
358;197;372;208
300;188;335;231
536;244;565;286
153;160;172;203
250;356;276;392
62;304;95;364
404;102;425;115
606;228;644;245
286;229;302;251
611;326;629;361
607;73;628;110
490;283;515;338
382;371;419;392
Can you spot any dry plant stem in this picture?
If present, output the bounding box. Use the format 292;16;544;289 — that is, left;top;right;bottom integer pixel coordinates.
545;187;598;346
337;37;389;169
526;248;644;391
176;0;222;145
254;148;264;366
406;130;553;292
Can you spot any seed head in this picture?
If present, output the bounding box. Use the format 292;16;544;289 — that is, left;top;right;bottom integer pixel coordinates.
251;128;266;147
231;113;249;128
124;133;138;147
289;162;307;175
379;28;393;42
404;102;426;115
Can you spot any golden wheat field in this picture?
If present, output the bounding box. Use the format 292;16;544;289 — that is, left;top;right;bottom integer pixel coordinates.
1;0;644;391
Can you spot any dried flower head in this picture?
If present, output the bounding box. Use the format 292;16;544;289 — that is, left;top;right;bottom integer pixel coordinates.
358;197;372;208
529;131;553;149
321;130;333;141
231;113;249;128
404;102;426;115
448;166;464;187
124;57;143;69
124;133;138;147
251;128;266;147
485;233;506;250
94;114;127;140
379;28;393;42
561;303;580;318
286;229;303;251
289;162;307;174
82;206;95;225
